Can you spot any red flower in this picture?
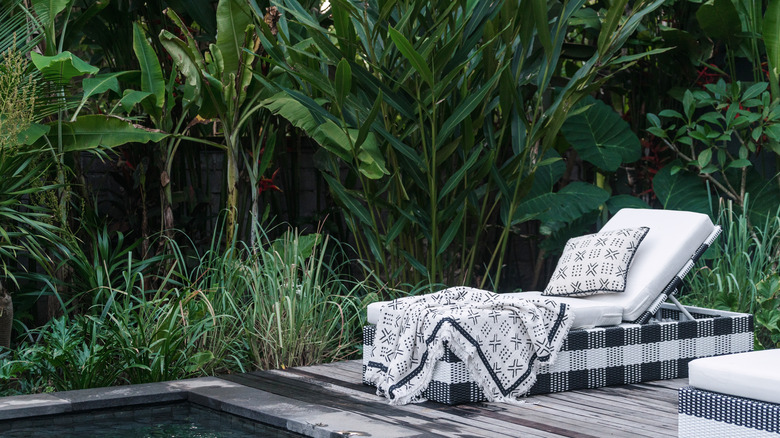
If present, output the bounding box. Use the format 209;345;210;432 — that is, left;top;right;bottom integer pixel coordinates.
258;168;282;194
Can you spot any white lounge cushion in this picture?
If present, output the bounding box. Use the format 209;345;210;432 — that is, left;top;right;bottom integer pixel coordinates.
366;291;622;330
689;350;780;405
581;208;716;321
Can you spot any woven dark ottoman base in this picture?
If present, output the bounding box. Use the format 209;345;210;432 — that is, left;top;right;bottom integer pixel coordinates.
679;386;780;437
363;304;753;404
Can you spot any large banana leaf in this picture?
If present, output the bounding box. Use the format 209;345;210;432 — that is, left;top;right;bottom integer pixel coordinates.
132;22;165;122
561;97;640;172
54;115;169;152
261;93;388;179
215;0;253;79
30;51;98;83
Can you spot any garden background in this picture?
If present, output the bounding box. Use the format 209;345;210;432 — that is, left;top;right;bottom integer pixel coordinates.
1;0;779;395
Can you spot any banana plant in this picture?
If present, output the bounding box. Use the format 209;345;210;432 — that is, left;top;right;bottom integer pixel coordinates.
159;0;273;245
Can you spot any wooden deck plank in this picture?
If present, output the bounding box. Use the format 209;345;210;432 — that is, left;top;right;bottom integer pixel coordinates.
223;360;683;437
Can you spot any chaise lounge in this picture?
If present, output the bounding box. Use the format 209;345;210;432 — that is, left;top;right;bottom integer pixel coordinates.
362;208;754;404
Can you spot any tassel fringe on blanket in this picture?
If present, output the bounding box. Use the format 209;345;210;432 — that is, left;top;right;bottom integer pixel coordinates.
364;287;573;405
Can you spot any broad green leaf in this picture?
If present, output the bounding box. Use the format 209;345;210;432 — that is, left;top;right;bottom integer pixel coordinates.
30;51;98;82
31;0;69;20
56;115;169;152
652;165;711;214
216;0;253;79
766;0;780;100
388;27;434;86
356;132;389;179
261;93;387;178
742;169;780;225
114;90;153;114
73;72;128;117
17;123;50;145
514;181;609;225
159;30;203;109
696;0;741;44
133;22;165;118
561;97;641;172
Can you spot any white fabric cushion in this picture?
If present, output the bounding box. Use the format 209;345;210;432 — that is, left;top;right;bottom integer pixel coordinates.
580;208;716;321
543;227;649;297
366;291;622;330
689;350;780;405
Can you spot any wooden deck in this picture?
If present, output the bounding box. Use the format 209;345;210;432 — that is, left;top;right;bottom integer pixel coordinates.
222;360;683;437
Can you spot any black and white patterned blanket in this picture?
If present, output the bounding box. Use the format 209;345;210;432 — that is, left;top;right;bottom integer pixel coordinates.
364;287;573;404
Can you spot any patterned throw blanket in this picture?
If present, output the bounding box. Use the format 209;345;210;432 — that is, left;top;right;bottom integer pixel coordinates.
364;287;573;405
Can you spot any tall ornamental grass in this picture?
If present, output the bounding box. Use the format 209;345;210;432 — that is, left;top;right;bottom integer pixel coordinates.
0;220;376;395
682;198;780;348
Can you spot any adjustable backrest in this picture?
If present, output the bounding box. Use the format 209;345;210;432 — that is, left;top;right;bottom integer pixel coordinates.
581;208;719;322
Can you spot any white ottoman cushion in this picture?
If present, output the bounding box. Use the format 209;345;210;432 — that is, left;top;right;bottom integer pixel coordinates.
689;349;780;405
366;291;622;329
581;208;716;321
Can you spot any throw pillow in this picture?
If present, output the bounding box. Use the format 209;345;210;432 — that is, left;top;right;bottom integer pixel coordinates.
543;227;650;297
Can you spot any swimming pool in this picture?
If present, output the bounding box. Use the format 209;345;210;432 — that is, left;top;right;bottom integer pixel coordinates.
0;401;303;437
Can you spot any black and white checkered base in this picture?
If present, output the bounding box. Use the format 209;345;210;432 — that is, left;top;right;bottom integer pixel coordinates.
679;386;780;437
363;304;753;404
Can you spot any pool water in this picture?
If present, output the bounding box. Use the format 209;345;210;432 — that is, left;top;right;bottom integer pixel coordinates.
0;402;303;437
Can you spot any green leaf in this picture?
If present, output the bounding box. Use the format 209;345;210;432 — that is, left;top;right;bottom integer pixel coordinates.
598;0;628;54
765;0;780;100
159;30;203;109
355;91;383;150
514;181;609;225
437;69;503;148
56;115;169;152
388;27;434;86
742;83;768;101
727;159;752;168
652;165;711;214
561;97;641;172
133;22;165;118
335;58;352;109
82;73;123;99
215;0;253;79
531;0;552;56
438;147;482;202
437;207;465;256
682;89;695;120
30;51;98;82
698;148;712;168
696;0;741;44
114;90;153;115
321;173;372;225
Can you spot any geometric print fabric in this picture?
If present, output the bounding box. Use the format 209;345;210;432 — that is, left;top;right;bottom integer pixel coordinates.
544;227;650;297
362;287;572;405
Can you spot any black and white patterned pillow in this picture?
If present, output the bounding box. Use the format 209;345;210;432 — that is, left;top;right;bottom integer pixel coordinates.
543;227;650;297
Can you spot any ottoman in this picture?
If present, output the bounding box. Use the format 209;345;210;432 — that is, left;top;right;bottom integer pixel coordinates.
679;349;780;437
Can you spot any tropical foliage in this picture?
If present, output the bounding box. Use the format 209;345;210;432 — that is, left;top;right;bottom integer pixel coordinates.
0;0;779;396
